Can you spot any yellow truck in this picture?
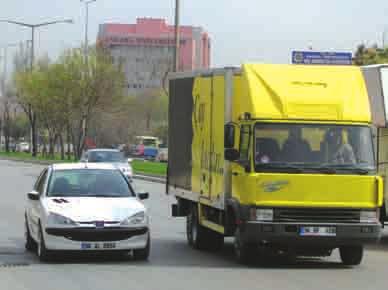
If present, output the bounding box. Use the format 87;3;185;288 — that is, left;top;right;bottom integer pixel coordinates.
167;64;382;265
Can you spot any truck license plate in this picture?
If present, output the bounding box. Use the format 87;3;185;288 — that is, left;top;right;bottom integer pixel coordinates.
299;226;336;237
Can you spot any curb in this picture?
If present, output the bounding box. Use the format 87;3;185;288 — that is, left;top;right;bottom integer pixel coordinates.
133;174;166;184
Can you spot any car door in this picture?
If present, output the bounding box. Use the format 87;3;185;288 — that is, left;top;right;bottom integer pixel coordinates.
28;168;49;239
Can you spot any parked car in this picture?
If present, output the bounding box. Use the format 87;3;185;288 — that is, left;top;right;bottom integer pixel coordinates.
24;163;150;261
17;142;30;153
156;146;168;162
80;149;133;181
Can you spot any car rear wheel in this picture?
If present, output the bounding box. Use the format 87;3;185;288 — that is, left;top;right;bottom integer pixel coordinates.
133;234;150;261
37;224;53;262
24;215;36;251
339;245;363;266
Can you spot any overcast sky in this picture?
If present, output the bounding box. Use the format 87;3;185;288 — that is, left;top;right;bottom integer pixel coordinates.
1;0;388;68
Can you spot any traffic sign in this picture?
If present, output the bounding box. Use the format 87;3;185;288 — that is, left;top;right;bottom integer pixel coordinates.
292;51;353;65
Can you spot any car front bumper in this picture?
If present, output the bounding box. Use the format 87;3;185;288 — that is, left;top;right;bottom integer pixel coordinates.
44;227;149;251
241;222;381;247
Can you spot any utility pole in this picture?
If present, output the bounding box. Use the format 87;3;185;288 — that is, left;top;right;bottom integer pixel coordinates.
173;0;180;72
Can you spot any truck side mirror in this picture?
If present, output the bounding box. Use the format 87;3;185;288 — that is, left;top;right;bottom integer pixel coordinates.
225;148;239;161
225;123;235;148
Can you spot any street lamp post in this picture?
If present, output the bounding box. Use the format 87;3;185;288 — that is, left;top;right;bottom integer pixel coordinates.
173;0;180;72
0;19;73;156
81;0;97;64
0;19;73;72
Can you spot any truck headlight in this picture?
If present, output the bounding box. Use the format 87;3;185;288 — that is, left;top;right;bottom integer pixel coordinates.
360;210;379;223
48;212;77;226
250;208;273;221
121;211;148;226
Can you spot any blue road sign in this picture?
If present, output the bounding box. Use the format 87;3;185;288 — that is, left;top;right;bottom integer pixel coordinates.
292;51;353;65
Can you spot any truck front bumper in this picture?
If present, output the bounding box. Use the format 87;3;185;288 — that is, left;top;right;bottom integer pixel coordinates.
241;222;381;247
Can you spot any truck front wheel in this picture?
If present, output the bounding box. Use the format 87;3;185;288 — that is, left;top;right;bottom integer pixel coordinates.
339;245;363;266
234;228;257;264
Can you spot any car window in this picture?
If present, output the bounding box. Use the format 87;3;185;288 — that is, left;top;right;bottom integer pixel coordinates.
34;169;48;195
47;169;134;197
88;151;126;163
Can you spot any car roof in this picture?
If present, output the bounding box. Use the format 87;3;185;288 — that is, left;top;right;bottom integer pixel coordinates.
86;148;120;153
51;163;117;171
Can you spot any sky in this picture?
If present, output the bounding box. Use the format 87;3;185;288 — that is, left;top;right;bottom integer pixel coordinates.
1;0;388;70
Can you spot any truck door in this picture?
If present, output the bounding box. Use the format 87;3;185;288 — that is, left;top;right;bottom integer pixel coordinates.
232;124;252;200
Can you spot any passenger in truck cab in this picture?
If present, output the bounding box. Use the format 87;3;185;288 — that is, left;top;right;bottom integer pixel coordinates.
326;129;356;164
282;127;311;162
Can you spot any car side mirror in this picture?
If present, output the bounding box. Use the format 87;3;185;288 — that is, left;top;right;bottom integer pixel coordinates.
27;190;40;201
128;158;133;163
138;190;149;200
225;148;240;161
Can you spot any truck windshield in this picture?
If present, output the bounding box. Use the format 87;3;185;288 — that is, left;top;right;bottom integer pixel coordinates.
254;123;375;173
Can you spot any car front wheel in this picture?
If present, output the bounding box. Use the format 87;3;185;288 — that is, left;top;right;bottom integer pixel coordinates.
133;234;150;261
24;215;37;251
37;224;53;262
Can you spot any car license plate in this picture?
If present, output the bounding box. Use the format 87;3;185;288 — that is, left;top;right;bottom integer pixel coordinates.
299;226;336;237
81;242;116;250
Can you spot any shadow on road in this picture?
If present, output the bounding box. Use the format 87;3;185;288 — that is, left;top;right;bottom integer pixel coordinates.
24;238;351;270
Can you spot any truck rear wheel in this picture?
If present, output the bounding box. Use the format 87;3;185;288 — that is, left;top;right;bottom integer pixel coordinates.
186;205;224;251
234;228;257;264
339;245;363;266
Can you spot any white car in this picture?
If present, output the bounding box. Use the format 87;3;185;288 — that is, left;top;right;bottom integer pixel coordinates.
80;149;133;181
156;147;168;162
17;142;30;153
24;163;150;261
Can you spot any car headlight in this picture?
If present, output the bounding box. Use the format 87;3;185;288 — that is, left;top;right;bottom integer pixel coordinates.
250;208;273;221
121;211;147;226
360;210;379;223
48;212;77;226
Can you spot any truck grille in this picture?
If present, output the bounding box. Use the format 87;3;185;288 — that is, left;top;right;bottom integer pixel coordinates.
274;208;360;223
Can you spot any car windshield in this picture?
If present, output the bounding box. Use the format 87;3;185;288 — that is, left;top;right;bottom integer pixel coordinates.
143;139;157;147
254;123;375;173
88;151;126;163
47;169;134;197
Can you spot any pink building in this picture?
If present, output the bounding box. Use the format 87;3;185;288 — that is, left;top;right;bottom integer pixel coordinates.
98;18;211;94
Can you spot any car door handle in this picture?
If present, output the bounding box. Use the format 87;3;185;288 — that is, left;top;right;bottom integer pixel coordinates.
232;172;239;176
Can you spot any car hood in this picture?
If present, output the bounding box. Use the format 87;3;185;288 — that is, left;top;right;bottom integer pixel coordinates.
43;197;146;222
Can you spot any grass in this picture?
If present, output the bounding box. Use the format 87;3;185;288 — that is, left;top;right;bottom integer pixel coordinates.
0;151;76;163
131;159;167;176
0;151;167;176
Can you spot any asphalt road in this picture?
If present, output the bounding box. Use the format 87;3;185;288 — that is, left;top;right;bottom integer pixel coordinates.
0;159;387;290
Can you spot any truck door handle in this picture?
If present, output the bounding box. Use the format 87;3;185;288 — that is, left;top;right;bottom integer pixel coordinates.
232;172;239;176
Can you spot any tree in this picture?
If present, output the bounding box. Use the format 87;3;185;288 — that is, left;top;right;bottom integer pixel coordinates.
1;84;16;152
13;43;39;156
353;44;388;65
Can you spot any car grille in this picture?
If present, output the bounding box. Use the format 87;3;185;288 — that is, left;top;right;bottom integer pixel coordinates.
274;208;360;223
46;228;148;242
